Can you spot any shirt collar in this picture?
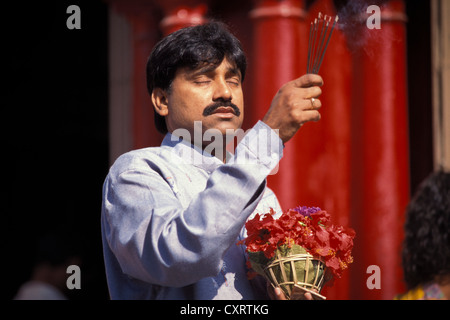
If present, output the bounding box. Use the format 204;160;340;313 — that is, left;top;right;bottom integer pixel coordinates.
161;132;225;173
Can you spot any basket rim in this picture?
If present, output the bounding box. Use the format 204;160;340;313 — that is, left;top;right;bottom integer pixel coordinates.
266;252;326;266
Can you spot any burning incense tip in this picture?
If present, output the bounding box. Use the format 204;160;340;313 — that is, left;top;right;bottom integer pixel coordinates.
307;13;339;74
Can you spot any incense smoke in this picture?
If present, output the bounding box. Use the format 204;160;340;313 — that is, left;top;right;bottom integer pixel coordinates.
333;0;403;59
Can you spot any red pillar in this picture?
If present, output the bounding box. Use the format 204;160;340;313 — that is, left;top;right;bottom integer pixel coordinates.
109;0;164;149
351;0;409;299
131;9;163;149
250;0;353;299
158;1;208;36
249;0;307;206
304;0;353;300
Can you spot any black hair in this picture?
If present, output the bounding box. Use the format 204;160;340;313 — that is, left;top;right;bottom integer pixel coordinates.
146;21;247;134
402;170;450;289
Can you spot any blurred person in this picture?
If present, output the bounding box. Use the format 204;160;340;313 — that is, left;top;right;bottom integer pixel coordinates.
395;170;450;300
13;233;81;300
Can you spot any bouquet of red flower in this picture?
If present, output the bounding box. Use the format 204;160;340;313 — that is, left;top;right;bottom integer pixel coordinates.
238;206;355;300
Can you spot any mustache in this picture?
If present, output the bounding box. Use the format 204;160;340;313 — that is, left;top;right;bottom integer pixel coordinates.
202;100;241;117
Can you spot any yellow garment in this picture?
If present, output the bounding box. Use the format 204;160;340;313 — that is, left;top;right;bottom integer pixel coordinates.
395;286;425;300
394;283;446;300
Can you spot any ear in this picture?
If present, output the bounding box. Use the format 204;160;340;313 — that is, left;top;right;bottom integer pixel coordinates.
151;88;169;116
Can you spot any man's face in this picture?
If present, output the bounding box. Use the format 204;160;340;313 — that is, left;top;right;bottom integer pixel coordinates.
158;58;244;146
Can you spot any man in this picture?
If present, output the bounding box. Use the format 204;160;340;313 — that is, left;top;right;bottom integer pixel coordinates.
101;21;323;300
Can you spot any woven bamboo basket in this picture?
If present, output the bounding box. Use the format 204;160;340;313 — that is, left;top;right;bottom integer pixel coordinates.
264;251;327;300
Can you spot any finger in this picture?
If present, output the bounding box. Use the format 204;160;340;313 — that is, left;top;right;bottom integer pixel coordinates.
304;292;314;300
289;287;317;300
303;98;322;111
293;100;321;123
274;287;287;300
302;109;321;123
293;74;324;88
302;86;323;100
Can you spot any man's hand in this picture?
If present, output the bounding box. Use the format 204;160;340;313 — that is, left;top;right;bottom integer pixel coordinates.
262;74;324;144
268;283;316;300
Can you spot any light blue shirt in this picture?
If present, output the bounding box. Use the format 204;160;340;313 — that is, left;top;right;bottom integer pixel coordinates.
101;121;284;299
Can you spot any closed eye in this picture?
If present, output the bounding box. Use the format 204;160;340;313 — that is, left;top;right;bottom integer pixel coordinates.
193;78;212;85
227;79;240;87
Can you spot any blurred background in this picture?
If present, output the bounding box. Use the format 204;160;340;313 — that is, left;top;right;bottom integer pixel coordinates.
2;0;448;300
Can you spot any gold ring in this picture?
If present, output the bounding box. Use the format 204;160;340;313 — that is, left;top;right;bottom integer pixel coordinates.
310;98;315;109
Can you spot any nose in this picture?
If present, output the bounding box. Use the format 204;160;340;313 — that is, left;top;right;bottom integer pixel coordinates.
212;78;232;102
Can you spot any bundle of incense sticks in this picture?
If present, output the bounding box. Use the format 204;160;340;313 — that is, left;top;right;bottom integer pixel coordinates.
307;13;339;74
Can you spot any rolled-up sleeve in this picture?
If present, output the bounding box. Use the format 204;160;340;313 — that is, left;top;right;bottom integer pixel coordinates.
101;121;283;287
